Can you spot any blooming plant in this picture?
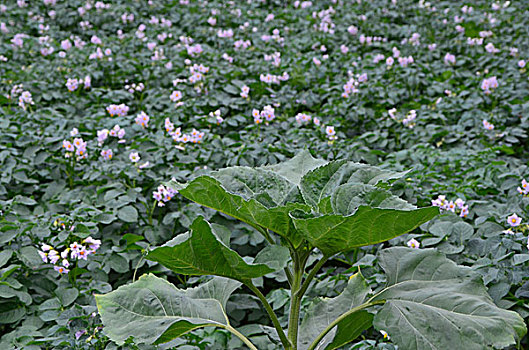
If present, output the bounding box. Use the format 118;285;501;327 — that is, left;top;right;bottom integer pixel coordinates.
96;151;525;350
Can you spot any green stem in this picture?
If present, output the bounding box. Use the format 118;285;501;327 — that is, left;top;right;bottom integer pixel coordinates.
288;268;302;349
149;199;157;226
224;325;258;350
284;266;293;286
287;249;310;349
256;227;275;245
132;256;144;282
295;255;330;299
306;300;385;350
245;281;292;350
195;323;258;350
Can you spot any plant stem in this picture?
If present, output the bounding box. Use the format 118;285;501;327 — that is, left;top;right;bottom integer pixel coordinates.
148;199;157;226
288;267;302;349
224;325;258;350
245;281;292;350
284;266;293;286
295;255;330;299
287;248;310;349
306;300;385;350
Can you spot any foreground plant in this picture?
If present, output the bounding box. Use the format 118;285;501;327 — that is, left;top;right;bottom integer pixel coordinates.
96;151;526;349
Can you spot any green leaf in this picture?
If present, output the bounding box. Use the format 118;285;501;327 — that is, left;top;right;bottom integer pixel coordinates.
292;206;439;255
373;247;527;350
300;161;408;209
146;217;274;280
299;272;372;350
0;301;26;324
96;274;241;345
264;150;327;186
254;245;290;271
0;250;13;268
56;288;79;307
212;167;301;206
117;205;138;223
169;176;310;246
331;183;415;215
324;311;373;350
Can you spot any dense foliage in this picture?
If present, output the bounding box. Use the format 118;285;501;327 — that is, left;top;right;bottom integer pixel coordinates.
1;0;529;349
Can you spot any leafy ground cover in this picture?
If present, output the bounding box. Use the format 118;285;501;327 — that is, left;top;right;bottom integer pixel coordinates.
0;0;528;349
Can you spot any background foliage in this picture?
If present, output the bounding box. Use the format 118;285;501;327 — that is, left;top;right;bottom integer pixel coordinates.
0;0;528;348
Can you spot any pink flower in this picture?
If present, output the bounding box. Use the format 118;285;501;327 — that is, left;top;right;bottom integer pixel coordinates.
482;120;494;130
54;266;69;274
507;213;522;227
129;152;140;163
444;53;456;65
407;238;420;249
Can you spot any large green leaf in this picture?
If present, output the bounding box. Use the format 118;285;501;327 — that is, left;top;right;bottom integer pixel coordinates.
373;248;527;350
298;272;372;350
292;206;439;255
212;166;301;206
146;217;273;280
331;183;415;215
300;161;408;209
96;274;241;345
263;150;327;186
168;176;310;246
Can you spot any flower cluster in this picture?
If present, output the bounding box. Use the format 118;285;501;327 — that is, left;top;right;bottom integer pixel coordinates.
517;179;529;195
431;195;469;218
125;82;144;93
260;72;289;84
264;52;281;67
388;108;417;128
209;109;224;124
252;105;276;124
63;135;88;159
240;85;250;98
295;113;312;124
217;29;234;38
481;76;498;94
88;47;112;60
482;120;494;130
18;91;34;110
38;236;101;275
342;77;360;98
234;39;251;50
152;184;177;207
135;111;149;128
444;53;456;65
106;103;129;117
325;126;336;141
165;118;205;143
100;149;113;160
65;76;91;92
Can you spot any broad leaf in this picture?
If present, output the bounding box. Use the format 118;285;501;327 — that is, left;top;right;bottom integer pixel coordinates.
168;176;310;246
147;217;273;280
373;247;527;350
299;272;372;350
264;150;327;186
254;245;290;271
212;166;302;206
324;311;373;350
331;183;415;215
292;206;439;255
300;161;408;209
96;274;241;345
